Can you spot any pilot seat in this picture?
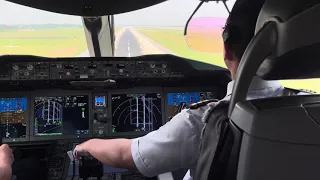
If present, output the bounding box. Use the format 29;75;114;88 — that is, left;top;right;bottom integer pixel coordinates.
195;0;320;180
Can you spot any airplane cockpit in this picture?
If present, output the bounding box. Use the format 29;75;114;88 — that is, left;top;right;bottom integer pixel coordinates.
0;0;233;179
0;0;320;179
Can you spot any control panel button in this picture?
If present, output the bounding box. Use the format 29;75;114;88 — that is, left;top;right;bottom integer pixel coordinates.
27;64;34;71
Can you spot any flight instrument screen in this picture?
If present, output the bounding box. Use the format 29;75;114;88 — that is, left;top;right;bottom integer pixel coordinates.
111;93;162;133
167;92;215;120
0;97;27;139
95;96;106;107
34;95;89;136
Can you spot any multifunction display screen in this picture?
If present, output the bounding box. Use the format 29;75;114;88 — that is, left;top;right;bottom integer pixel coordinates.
34;95;89;136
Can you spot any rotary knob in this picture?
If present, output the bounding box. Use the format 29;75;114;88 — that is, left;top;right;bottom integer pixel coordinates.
12;64;19;71
150;63;155;69
27;64;33;71
98;130;104;135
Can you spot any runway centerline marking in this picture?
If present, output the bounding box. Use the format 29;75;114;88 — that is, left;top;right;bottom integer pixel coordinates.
127;40;131;57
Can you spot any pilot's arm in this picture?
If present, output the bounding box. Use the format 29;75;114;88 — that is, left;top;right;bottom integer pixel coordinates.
0;144;14;180
73;138;135;169
131;109;204;177
74;108;204;177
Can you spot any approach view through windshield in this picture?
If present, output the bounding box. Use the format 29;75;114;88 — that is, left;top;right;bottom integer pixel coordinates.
0;0;319;92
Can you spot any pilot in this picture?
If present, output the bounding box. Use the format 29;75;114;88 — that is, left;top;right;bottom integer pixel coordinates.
74;0;307;179
0;144;14;180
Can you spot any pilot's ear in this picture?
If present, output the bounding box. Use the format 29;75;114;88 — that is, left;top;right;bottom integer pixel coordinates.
223;43;233;61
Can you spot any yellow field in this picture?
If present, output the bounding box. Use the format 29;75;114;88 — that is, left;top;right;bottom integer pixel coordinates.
135;27;320;93
0;28;87;57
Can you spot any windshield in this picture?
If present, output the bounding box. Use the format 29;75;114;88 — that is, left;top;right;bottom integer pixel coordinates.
0;1;88;57
114;0;232;67
114;0;320;93
1;0;319;93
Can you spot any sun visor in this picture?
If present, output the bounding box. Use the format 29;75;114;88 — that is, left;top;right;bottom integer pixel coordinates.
255;0;320;80
6;0;167;16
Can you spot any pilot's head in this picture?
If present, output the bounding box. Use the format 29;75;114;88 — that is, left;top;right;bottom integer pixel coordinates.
222;0;266;79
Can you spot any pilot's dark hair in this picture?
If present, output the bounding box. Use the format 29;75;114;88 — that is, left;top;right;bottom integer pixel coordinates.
222;0;267;60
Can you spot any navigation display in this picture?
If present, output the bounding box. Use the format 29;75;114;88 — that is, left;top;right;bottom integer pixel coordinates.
0;97;27;139
34;95;89;136
167;92;214;120
111;93;162;133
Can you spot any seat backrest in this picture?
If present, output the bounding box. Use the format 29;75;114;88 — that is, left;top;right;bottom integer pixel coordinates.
212;0;320;179
194;87;306;180
230;95;320;180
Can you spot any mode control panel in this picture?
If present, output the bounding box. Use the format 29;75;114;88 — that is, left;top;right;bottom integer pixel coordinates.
8;60;183;81
92;94;108;137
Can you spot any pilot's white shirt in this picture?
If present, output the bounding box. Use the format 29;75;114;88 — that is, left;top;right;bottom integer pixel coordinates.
131;77;308;180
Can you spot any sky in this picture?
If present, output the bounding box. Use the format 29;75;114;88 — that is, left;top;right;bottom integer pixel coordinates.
0;0;235;26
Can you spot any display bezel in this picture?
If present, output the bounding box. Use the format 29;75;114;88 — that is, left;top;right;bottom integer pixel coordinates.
30;90;92;141
108;87;165;137
0;92;31;143
164;86;218;122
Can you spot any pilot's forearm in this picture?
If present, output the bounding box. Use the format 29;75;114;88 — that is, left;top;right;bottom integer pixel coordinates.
0;164;12;180
85;138;135;169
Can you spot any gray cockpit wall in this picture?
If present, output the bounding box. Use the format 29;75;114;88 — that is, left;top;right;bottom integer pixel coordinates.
227;0;320;179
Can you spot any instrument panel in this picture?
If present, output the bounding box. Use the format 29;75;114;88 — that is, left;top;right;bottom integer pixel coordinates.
1;87;219;143
0;55;230;143
0;55;232;180
1;55;230;180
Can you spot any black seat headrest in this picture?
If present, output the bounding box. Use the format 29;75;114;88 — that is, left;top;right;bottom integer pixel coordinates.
229;0;320;115
255;0;320;80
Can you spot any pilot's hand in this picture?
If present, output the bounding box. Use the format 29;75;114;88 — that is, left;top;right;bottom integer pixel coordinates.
73;142;89;159
0;144;14;166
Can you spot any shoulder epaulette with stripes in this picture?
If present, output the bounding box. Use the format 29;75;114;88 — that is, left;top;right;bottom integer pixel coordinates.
189;99;218;109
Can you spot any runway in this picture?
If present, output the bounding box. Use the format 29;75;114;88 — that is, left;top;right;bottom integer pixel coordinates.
115;28;142;57
77;27;172;57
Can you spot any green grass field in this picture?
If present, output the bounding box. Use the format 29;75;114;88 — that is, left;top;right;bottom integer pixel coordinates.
0;28;87;57
115;27;121;33
135;27;320;93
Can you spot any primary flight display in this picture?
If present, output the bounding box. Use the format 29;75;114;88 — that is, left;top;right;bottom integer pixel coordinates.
0;97;27;139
